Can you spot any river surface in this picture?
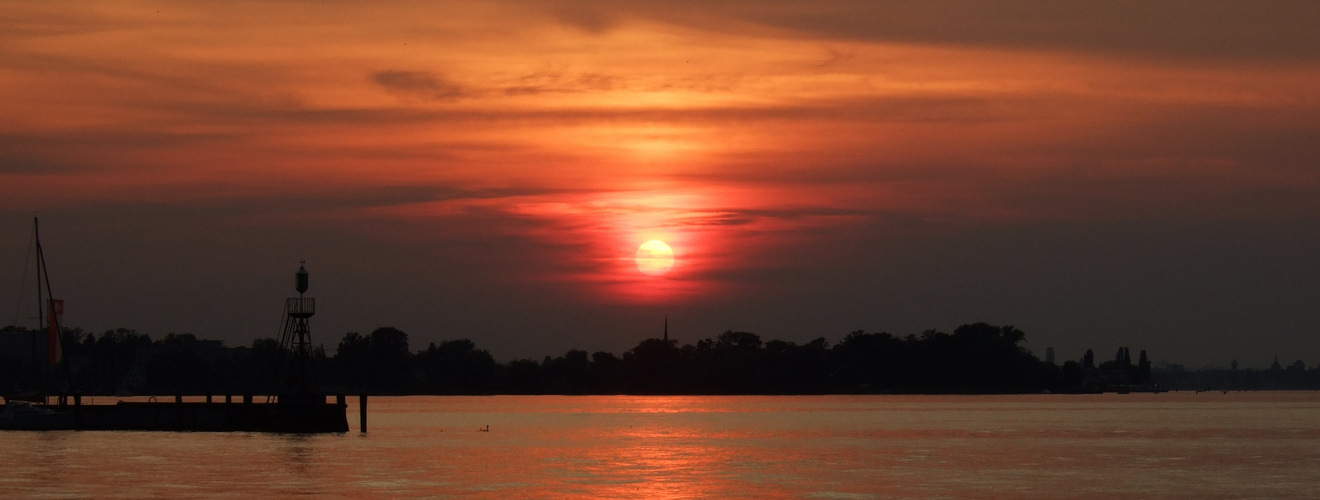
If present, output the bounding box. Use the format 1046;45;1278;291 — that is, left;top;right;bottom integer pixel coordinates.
2;393;1319;498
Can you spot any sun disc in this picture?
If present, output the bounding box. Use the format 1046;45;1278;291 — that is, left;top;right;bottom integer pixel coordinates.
635;240;674;276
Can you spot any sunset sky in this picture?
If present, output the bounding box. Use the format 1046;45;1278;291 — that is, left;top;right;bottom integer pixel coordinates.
3;1;1319;367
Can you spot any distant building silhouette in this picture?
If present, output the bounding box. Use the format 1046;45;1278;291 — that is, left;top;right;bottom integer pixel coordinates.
1045;347;1055;365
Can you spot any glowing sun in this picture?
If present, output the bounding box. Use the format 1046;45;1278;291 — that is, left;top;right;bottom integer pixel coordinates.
635;240;675;276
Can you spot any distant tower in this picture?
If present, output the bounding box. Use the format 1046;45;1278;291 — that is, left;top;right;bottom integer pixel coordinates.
663;316;669;342
276;262;317;396
1045;347;1055;365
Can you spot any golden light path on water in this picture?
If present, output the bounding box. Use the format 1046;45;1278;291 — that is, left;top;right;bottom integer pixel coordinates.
4;394;1320;498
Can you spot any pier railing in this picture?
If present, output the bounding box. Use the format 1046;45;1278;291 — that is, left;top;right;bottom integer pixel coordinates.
285;297;315;316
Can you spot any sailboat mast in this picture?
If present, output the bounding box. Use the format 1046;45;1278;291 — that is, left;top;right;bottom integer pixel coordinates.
31;218;42;393
33;217;75;394
34;217;43;334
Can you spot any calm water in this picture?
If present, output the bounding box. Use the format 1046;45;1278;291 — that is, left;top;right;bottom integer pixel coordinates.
3;393;1319;498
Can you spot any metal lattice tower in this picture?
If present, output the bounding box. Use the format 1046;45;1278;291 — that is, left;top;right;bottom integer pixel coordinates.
276;262;316;396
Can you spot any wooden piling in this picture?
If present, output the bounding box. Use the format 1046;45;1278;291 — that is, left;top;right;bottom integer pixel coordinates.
359;393;368;433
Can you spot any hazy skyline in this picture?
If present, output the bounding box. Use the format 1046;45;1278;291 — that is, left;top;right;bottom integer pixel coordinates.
3;1;1319;367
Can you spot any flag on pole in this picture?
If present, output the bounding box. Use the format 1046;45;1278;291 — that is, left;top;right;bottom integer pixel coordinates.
48;299;63;365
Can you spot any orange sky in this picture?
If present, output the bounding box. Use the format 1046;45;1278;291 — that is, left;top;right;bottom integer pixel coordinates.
3;1;1320;365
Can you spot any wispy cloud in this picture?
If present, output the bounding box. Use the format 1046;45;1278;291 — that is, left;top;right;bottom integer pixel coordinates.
373;70;466;101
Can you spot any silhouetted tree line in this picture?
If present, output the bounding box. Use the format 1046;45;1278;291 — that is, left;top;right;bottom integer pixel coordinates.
0;326;307;396
2;322;1209;396
16;322;1316;396
316;324;1068;394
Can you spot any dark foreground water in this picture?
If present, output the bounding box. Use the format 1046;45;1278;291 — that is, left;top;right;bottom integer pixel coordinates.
3;393;1319;498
